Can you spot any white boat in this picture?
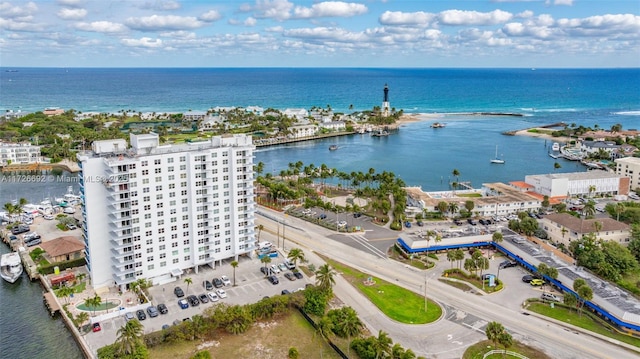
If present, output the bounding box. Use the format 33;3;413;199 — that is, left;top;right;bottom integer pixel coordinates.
1;252;23;283
552;142;560;151
329;145;338;151
490;145;505;164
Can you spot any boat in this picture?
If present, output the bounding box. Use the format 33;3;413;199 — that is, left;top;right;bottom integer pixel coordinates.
371;129;389;137
552;142;560;151
1;252;23;283
430;122;446;128
490;145;505;164
329;145;338;151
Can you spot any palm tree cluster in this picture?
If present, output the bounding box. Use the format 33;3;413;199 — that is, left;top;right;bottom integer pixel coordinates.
446;248;466;269
2;198;27;223
255;161;407;225
464;249;490;278
350;330;425;359
485;321;513;355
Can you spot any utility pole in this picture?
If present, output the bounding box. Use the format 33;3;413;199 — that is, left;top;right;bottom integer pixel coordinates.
282;216;286;251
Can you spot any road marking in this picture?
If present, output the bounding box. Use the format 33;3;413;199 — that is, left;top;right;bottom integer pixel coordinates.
349;234;387;259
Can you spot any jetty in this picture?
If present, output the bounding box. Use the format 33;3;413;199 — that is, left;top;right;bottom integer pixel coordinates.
43;292;61;316
503;122;567;136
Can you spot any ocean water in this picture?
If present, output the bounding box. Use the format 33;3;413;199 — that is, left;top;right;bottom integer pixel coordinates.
1;68;639;357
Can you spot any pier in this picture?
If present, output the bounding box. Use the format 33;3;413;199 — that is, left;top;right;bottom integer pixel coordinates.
43;291;61;316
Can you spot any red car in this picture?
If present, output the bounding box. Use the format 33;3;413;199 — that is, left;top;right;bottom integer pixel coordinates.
92;323;101;332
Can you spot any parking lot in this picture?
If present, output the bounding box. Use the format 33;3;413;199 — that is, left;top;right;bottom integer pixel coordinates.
85;247;312;352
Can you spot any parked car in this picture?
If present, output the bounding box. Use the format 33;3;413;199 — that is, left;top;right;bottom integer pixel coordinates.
187;295;200;306
530;279;544;286
203;280;213;291
541;293;560;302
174;287;185;298
157;303;168;314
404;221;411;228
454;219;463;226
25;238;42;247
267;275;279;285
213;277;224;288
270;264;281;274
292;270;304;279
278;263;288;272
318;213;327;220
125;312;135;321
260;267;269;275
220;275;231;286
353;212;362;218
467;219;477;225
178;299;189;309
338;220;347;227
207;292;219;302
416;221;424;226
216;289;227;298
284;272;296;281
284;260;296;270
136;309;147;321
66;223;77;230
146;306;159;318
281;289;291;295
9;235;18;241
24;232;41;241
11;225;30;235
92;323;101;332
521;275;534;283
43;214;54;220
199;293;209;304
499;260;517;269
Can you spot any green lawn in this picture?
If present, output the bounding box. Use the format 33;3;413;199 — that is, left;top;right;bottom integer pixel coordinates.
463;339;551;359
324;258;442;324
527;302;640;348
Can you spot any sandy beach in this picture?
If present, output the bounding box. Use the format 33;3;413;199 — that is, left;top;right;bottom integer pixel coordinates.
512;128;572;142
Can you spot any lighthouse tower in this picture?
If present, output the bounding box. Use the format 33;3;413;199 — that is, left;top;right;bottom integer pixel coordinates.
382;84;390;117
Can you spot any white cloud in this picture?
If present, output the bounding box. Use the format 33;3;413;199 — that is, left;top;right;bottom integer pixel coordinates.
159;30;196;39
516;10;534;19
439;9;513;26
125;15;206;31
199;10;222;22
293;1;367;19
0;1;38;19
550;0;573;5
244;17;257;26
251;0;294;21
57;8;87;20
379;11;435;26
57;0;83;7
75;21;128;33
284;26;367;43
140;1;181;11
558;14;640;36
121;37;163;48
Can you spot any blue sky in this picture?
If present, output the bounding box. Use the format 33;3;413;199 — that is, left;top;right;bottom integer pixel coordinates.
1;0;639;67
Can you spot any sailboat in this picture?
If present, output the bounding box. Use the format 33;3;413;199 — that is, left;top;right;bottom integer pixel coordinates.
490;146;505;164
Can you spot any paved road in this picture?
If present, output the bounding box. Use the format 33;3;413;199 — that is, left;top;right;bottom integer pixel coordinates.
259;207;639;359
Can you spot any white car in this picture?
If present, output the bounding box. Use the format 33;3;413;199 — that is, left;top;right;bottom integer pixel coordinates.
338;221;347;227
278;263;287;272
220;275;231;286
216;289;227;299
43;214;54;220
270;264;280;273
207;292;219;302
302;208;311;215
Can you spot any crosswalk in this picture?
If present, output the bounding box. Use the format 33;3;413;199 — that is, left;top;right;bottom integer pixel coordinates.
348;233;388;259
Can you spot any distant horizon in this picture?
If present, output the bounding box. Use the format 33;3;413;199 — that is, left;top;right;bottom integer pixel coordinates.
0;1;638;68
2;66;639;69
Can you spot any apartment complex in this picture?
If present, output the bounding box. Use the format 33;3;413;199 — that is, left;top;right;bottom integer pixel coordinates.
540;213;630;248
77;133;256;291
0;142;42;166
524;171;629;198
615;157;640;192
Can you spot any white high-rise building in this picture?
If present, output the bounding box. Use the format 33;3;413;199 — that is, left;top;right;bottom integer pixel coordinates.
77;133;256;291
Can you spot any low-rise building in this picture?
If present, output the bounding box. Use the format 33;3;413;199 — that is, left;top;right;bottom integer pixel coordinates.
615;157;640;191
525;171;629;197
540;213;630;248
288;124;318;138
39;236;86;263
0;142;42;166
319;121;346;132
580;140;619;159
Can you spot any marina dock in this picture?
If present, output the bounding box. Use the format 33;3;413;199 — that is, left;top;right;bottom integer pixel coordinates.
43;291;61;316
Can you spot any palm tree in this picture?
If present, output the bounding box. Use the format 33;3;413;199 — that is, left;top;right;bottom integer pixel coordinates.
315;316;333;358
446;250;456;268
448;202;459;217
256;224;264;242
436;201;448;215
452;169;460;183
75;311;89;330
337;307;362;357
231;260;239;286
498;331;513;358
287;247;306;267
261;256;272;276
582;200;596;219
315;264;336;293
492;232;503;244
485;321;505;349
57;286;75;304
588;185;596;198
615;202;625;221
184;277;193;294
85;294;102;316
372;330;393;359
115;318;144;355
592;220;602;235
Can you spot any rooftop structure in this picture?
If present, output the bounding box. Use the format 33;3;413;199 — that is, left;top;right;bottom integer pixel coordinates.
77;132;256;291
525;171;629;198
615;157;640;192
540;213;630;248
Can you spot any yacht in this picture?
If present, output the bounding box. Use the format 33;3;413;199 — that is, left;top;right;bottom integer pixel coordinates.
490;145;505;164
1;252;23;283
329;145;338;151
552;142;560;151
430;122;446;128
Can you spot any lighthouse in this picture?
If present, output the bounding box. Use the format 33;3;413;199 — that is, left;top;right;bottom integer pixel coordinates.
382;83;390;117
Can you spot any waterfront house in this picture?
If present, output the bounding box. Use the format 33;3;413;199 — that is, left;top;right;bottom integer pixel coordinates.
283;108;309;121
580;140;619;159
524;171;629;198
288;124;318;139
319;121;346;132
540;213;630;248
0;142;42;166
39;236;86;263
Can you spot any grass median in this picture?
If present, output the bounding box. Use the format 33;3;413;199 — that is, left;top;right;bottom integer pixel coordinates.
527;302;640;348
324;258;442;324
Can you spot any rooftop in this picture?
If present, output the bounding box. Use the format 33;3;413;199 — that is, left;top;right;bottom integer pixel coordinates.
542;213;629;233
39;236;85;258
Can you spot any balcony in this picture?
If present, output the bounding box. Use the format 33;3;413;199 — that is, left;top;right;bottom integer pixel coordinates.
108;211;132;220
110;247;134;260
110;237;133;250
110;228;132;239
